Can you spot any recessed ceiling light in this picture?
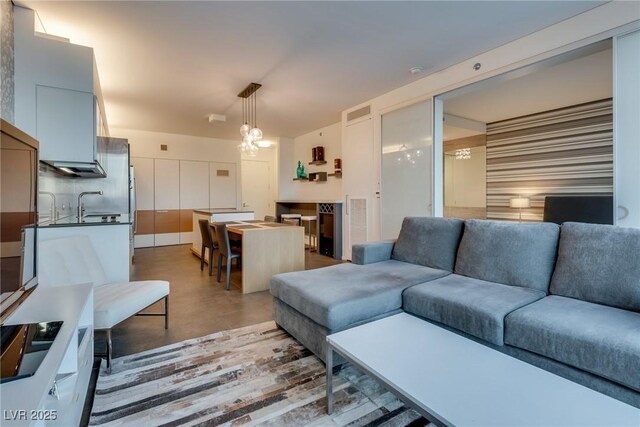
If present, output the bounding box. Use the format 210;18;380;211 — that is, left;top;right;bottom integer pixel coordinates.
410;66;424;75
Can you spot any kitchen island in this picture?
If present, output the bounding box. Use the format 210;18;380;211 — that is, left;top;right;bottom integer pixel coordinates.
275;200;343;259
191;209;255;258
224;220;304;293
38;214;132;283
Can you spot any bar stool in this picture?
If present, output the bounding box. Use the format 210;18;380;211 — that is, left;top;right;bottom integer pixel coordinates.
281;213;302;226
300;215;318;251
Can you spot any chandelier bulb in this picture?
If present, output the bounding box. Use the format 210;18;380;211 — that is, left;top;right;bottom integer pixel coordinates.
249;127;263;141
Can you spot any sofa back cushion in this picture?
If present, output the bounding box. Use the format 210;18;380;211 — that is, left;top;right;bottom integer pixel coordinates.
550;222;640;311
455;220;560;292
391;217;464;271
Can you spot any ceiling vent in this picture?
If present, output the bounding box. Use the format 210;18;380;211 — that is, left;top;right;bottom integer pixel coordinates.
347;105;371;122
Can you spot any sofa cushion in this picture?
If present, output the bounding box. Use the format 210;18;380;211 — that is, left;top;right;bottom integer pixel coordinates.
455;220;560;292
94;280;170;329
352;240;395;265
403;274;545;345
270;260;449;330
550;222;640;312
505;295;640;392
391;217;464;271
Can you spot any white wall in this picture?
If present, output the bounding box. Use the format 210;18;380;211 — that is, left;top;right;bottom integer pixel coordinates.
277;137;295;200
341;1;640;240
112;127;239;162
278;122;342;201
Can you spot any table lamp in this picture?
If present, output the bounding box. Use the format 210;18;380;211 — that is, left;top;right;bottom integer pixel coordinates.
510;197;530;222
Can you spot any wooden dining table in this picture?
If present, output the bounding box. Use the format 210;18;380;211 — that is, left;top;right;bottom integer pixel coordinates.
212;220;305;294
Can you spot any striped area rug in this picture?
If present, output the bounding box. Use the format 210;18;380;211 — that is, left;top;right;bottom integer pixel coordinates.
90;321;431;426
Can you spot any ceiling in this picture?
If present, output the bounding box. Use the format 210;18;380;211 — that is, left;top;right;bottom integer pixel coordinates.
443;46;612;127
19;1;606;141
443;43;612;140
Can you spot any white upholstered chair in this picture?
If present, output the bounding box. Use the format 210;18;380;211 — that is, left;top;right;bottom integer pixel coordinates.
38;236;170;373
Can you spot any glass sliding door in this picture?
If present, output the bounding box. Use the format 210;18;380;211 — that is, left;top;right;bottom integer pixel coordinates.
381;100;433;239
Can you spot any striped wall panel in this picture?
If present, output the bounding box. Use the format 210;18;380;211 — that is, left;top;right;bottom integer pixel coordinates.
486;98;613;221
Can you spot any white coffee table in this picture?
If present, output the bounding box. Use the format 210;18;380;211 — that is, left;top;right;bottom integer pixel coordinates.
326;313;639;426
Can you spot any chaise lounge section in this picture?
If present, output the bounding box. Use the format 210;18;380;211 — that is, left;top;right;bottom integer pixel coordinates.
270;217;640;408
271;217;464;361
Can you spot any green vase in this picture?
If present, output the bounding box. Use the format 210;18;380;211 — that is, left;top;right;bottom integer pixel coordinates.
296;161;306;178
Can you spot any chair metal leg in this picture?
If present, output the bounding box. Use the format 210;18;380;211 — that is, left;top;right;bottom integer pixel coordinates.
105;329;113;375
164;295;169;329
208;246;214;276
226;257;232;290
217;254;223;282
200;245;205;271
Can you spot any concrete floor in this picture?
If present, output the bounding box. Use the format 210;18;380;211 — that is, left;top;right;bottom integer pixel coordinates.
100;244;342;358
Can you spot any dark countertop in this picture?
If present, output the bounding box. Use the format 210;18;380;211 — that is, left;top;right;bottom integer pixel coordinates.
39;213;132;227
193;209;255;215
276;200;343;204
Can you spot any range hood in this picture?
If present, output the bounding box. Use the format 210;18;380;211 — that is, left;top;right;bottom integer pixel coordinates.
43;136;108;178
45;160;106;178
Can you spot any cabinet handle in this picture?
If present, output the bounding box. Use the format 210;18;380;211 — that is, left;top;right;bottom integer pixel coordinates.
156;210;169;213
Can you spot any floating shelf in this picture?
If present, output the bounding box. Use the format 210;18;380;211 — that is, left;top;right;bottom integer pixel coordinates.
328;172;342;178
308;172;328;182
293;177;309;181
308;160;327;166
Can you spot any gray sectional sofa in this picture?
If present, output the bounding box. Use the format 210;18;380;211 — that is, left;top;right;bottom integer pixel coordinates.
270;217;640;408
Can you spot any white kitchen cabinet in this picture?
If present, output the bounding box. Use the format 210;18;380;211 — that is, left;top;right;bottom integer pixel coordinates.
14;7;109;170
154;159;180;210
179;160;209;243
180;160;209;209
36;85;95;163
154;159;180;246
210;162;238;209
131;157;155;248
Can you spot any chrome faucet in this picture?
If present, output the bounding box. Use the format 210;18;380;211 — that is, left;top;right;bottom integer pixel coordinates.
77;191;103;220
39;191;57;222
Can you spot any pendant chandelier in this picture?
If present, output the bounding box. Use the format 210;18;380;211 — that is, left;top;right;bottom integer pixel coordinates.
238;82;263;156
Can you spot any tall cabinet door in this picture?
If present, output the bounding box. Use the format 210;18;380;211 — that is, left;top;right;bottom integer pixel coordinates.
210;162;238;209
342;118;374;260
180;160;210;243
131;157;155;248
614;29;640;228
154;159;181;246
36;85;95;163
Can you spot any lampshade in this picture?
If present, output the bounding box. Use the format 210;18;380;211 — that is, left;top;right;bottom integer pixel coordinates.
510;197;531;209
